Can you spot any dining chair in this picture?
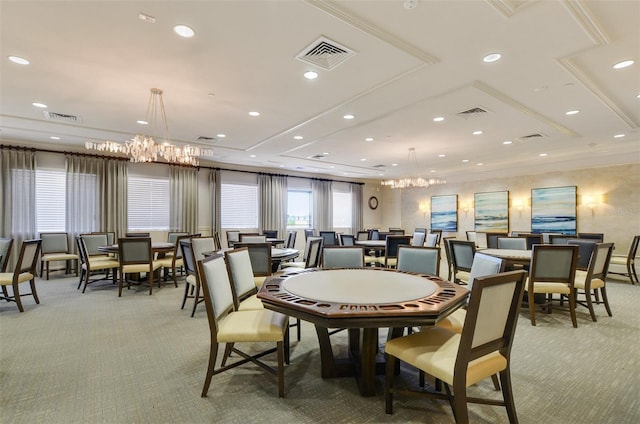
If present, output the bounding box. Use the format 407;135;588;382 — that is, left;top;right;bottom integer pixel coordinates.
285;231;297;249
117;237;161;296
322;246;364;269
485;232;506;249
465;231;477;243
527;244;579;327
410;231;425;247
224;247;264;311
384;270;527;423
225;230;240;247
573;242;614;321
156;234;191;287
474;232;488;249
356;231;370;241
497;237;527;250
567;239;597;271
212;232;222;250
339;234;356;246
230;242;272;286
388;228;405;235
80;233;111;259
548;234;571;244
380;235;412;268
425;233;439;247
518;233;543;250
608;235;639;284
197;253;289;398
280;237;322;270
442;237;456;281
125;232;150;238
263;230;278;239
396;246;440;276
179;238;205;317
76;236;119;293
427;229;442;246
304;229;316;241
0;239;42;312
578;232;604;242
91;231;115;246
449;240;476;284
239;234;266;243
319;231;337;246
39;232;79;280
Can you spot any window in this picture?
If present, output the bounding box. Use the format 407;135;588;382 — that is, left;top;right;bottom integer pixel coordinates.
221;183;258;228
287;190;312;228
128;176;170;230
332;191;352;228
36;169;66;232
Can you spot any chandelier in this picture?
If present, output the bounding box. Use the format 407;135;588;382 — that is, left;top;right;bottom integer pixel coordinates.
381;147;447;189
85;88;213;166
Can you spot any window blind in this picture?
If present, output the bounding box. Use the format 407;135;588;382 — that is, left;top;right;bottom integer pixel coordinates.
128;176;170;230
221;183;258;228
36;170;66;232
332;191;352;228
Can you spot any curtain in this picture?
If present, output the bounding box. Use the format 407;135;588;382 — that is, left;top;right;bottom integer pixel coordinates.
169;165;198;233
0;147;37;270
312;179;332;231
66;155;101;243
99;159;128;240
258;174;288;238
209;169;221;237
351;183;363;232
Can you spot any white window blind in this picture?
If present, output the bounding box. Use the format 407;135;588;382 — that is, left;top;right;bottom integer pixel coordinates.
287;190;312;228
128;176;170;230
332;191;352;228
221;183;258;228
36;170;66;232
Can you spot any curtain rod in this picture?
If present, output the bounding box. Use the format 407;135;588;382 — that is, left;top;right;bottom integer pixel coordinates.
0;144;364;185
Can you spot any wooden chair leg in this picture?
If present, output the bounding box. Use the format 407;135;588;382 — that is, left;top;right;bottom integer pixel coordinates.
491;373;501;391
13;283;24;312
600;287;613;316
201;342;219;397
569;291;578;328
528;289;537;326
500;369;518;424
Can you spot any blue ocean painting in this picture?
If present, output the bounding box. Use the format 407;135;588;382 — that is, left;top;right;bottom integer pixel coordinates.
431;195;457;231
474;191;509;232
531;186;577;235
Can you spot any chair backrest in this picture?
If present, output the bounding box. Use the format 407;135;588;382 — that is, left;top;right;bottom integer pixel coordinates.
428;229;442;246
385;235;412;259
414;228;427;234
304;229;316;240
319;231;337;246
80;234;108;256
239;234;266;243
213;232;222;250
40;232;70;254
231;242;272;277
584;242;614;282
356;231;370;241
226;230;240;247
125;232;150;238
263;230;278;239
425;233;439;247
198;253;235;325
449;240;476;272
225;247;258;305
285;231;297;249
14;239;42;275
411;232;425;247
191;237;216;262
567;239;598;270
549;234;571;245
0;237;14;272
389;228;405;235
457;270;527;376
91;231;115;245
529;244;579;283
468;252;505;291
485;232;506;249
118;238;153;265
369;229;380;240
75;236;88;267
627;235;640;260
396;246;440;276
474;232;488;249
465;231;477;243
517;233;543;250
497;237;527;250
322;246;364;269
179;239;197;277
339;234;356;246
305;238;323;268
167;231;189;244
578;232;604;242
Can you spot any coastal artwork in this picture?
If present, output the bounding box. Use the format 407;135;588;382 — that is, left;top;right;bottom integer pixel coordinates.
531;186;577;235
474;191;509;232
431;195;457;231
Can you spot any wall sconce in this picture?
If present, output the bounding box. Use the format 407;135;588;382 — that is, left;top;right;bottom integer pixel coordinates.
582;194;602;210
419;202;429;218
514;199;524;211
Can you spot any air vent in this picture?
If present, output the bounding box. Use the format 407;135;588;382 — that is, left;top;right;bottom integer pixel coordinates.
196;136;216;141
455;107;489;119
373;164;386;168
310;154;327;159
519;133;546;140
43;111;81;123
296;36;356;70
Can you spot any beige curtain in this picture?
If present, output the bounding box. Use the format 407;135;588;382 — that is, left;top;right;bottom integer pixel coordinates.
0;147;37;270
66;155;101;243
312;179;332;231
258;174;288;238
99;159;128;240
209;169;221;237
351;183;363;232
169;165;198;233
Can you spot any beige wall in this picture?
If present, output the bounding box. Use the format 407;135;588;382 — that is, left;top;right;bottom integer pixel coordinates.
364;163;640;252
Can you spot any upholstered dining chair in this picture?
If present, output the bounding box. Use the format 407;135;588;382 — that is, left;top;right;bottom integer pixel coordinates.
319;231;337;246
384;270;527;423
239;234;266;243
527;244;579;327
449;240;477;284
425;233;439;247
167;231;189;245
230;242;272;286
410;231;426;247
280;237;322;271
179;238;204;317
608;235;639;284
380;235;412;268
285;231;297;249
567;239;597;271
263;230;278;239
80;233;110;259
339;234;356;246
396;246;440;276
39;232;79;280
573;242;614;321
117;237;161;296
91;231;115;246
428;229;442;246
125;232;150;238
322;246;364;269
497;237;527;250
197;253;289;398
225;247;264;311
0;239;42;312
156;235;190;287
76;236;119;293
225;230;240;247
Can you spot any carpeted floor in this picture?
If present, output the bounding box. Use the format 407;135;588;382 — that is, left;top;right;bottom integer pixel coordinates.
1;272;639;424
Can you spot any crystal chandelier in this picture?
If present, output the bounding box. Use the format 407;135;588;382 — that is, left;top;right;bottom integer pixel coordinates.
85;88;213;166
381;147;447;189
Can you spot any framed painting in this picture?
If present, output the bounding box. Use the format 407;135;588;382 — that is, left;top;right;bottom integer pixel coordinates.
531;186;577;235
431;195;458;231
474;191;509;232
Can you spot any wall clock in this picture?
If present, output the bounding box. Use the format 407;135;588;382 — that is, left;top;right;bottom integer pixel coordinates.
368;196;379;210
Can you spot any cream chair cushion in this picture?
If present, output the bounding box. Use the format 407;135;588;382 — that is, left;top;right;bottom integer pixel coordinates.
0;272;34;285
122;262;161;274
237;294;264;311
529;279;571;294
217;309;287;343
436;309;466;333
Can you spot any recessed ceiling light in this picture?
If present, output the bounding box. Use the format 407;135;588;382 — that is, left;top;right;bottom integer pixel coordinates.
216;133;226;138
614;134;625;138
483;53;502;63
50;136;61;140
137;120;148;125
476;163;484;166
473;130;483;135
329;166;335;169
32;102;47;108
360;158;367;161
430;169;436;173
249;154;256;158
438;154;446;158
391;163;398;167
8;55;30;65
378;173;384;176
613;59;634;69
503;140;513;145
174;25;195;38
539;153;548;157
433;116;445;122
566;110;580;115
462;159;469;163
322;152;329;155
365;137;374;142
343;114;355;120
279;164;285;168
303;71;318;80
293;135;303;140
249;111;260;117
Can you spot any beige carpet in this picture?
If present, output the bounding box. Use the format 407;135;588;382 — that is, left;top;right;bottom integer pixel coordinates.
1;272;639;424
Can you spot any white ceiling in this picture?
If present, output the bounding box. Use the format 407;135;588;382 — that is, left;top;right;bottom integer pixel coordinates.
1;0;639;183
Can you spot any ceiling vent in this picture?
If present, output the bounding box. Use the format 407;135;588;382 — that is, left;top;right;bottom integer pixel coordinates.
296;36;356;70
518;133;546;140
309;154;327;159
455;107;489;119
373;164;386;168
43;111;81;123
196;136;216;141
